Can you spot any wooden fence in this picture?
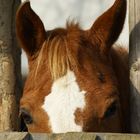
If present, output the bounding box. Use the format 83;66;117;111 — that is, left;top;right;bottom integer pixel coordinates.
129;0;140;133
0;0;22;131
0;132;140;140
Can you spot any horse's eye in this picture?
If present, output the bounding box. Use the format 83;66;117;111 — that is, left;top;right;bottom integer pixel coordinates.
104;102;117;118
20;108;33;124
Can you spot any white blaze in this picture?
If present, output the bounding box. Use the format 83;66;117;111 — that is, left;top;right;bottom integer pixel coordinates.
42;70;86;133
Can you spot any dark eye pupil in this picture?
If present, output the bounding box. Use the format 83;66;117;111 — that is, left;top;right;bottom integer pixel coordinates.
20;109;33;124
104;102;117;118
22;113;33;124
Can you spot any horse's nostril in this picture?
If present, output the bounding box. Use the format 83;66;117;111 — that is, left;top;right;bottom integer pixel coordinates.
20;108;33;124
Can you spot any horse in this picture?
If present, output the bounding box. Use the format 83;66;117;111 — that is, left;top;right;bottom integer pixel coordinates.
16;0;130;133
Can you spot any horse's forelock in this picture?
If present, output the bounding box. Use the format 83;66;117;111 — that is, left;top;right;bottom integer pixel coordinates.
35;23;80;81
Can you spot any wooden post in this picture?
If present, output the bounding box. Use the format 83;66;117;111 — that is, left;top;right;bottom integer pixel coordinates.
129;0;140;133
0;0;22;131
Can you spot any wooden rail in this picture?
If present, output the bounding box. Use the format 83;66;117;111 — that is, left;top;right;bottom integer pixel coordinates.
129;0;140;133
0;132;140;140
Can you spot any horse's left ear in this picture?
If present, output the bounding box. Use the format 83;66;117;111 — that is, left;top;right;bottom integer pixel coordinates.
16;1;46;58
90;0;126;52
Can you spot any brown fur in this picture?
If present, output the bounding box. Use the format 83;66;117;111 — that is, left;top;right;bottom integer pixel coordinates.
16;0;129;133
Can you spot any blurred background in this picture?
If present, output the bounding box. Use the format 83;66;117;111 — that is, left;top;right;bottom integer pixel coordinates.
21;0;129;75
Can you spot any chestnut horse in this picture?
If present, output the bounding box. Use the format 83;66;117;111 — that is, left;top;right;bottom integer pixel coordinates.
16;0;130;133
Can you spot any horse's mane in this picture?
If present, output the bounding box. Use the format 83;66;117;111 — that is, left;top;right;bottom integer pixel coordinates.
36;22;79;80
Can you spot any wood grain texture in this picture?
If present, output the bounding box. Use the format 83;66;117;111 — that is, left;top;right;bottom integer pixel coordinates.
0;0;22;131
129;0;140;133
31;132;96;140
0;132;29;140
0;133;140;140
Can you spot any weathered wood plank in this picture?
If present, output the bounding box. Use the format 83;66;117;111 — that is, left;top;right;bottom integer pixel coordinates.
0;133;140;140
0;0;22;131
30;133;140;140
101;133;140;140
31;132;96;140
0;132;29;140
129;0;140;133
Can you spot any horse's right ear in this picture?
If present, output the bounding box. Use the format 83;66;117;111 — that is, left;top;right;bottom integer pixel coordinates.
16;1;46;58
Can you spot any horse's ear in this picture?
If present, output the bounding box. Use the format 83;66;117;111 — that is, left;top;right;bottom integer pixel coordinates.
90;0;126;52
16;1;46;58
